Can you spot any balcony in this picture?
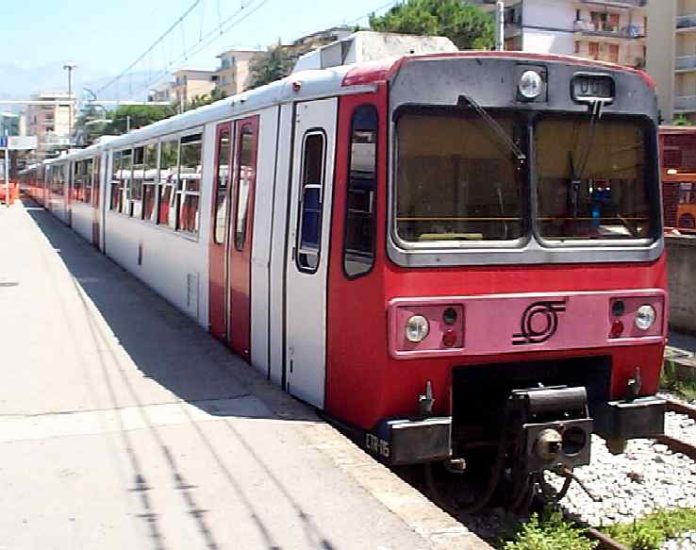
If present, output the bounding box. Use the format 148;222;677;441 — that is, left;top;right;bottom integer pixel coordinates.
674;96;696;112
579;0;647;7
574;19;645;39
676;55;696;71
677;14;696;30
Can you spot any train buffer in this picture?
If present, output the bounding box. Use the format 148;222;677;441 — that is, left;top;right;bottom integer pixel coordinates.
0;200;489;549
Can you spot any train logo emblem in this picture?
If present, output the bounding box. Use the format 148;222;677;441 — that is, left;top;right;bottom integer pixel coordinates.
512;300;566;345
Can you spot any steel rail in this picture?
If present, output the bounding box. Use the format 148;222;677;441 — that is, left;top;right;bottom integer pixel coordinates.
584;526;629;550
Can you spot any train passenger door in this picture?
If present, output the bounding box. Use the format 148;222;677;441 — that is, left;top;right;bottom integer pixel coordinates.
227;117;259;361
92;155;101;248
285;98;337;407
66;162;73;226
208;116;259;362
209;122;233;340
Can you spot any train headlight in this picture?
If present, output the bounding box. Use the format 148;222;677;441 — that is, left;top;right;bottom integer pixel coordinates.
405;315;430;343
635;305;656;331
518;70;543;100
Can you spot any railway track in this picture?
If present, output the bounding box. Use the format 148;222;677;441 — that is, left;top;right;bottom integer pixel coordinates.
582;526;628;550
415;398;696;549
659;398;696;461
565;400;696;550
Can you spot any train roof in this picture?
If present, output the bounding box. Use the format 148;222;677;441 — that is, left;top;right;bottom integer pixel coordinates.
52;49;654;163
99;63;369;154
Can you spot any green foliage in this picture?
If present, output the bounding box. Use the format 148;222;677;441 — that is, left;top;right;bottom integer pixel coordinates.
247;42;296;89
185;88;227;112
605;508;696;550
674;114;694;127
104;104;176;136
661;359;696;402
503;511;596;550
369;0;494;50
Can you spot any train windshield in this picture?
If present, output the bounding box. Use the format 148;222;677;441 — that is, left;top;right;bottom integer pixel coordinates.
395;112;524;243
535;116;653;241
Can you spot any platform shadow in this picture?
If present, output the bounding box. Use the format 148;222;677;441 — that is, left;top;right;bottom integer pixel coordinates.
22;199;337;549
21;199;311;422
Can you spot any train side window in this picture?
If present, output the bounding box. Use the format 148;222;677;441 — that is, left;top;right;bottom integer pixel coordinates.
131;146;145;218
213;127;231;245
110;151;122;211
158;139;179;227
343;105;378;278
120;148;133;216
72;161;82;202
296;131;326;273
142;143;158;222
177;133;202;234
53;165;65;196
92;156;100;207
234;124;255;251
83;158;94;204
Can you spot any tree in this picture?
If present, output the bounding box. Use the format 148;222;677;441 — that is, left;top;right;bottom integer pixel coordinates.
247;42;296;89
73;104;111;147
369;0;494;51
103;104;176;136
674;114;694;127
185;88;227;112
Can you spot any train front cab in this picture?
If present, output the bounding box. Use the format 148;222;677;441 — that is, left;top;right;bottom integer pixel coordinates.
324;53;667;503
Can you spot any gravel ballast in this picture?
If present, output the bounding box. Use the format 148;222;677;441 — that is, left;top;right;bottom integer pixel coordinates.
549;435;696;527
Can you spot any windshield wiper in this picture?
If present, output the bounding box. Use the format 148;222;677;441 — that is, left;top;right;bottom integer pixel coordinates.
568;100;604;218
458;94;526;164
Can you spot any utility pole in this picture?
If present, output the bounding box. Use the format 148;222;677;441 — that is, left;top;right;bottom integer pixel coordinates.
63;63;77;148
495;1;505;52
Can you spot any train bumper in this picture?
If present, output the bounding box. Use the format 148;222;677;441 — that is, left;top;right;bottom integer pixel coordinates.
595;396;665;441
368;417;452;465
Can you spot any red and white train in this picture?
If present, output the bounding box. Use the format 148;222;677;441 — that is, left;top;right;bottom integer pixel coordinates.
21;32;667;508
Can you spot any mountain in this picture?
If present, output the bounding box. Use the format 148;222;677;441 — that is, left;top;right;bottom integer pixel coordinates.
0;63;167;109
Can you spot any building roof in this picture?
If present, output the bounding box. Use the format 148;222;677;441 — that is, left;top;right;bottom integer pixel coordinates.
173;68;216;76
216;48;263;58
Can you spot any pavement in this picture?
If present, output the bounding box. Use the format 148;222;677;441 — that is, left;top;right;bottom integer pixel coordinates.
0;200;488;550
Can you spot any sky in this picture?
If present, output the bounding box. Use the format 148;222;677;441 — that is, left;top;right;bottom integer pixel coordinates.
0;0;396;100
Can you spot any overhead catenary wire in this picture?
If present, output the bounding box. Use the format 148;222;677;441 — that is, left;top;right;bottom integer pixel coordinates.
289;0;397;61
102;0;395;103
96;0;203;97
126;0;270;101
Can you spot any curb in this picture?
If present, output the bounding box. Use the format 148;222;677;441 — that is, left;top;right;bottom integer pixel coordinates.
245;375;492;549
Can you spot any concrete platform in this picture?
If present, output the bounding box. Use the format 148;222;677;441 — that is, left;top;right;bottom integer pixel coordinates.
0;201;488;550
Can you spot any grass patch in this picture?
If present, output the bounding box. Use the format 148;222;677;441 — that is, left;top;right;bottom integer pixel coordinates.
604;508;696;550
501;510;596;550
501;508;696;550
661;359;696;402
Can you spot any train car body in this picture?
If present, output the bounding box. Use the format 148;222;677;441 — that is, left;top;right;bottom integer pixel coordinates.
20;33;667;507
660;125;696;232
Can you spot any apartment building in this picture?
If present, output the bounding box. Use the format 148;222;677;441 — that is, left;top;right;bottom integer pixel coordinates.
647;0;696;123
214;49;262;96
25;92;73;158
148;82;172;103
0;113;21;137
171;69;216;109
475;0;647;67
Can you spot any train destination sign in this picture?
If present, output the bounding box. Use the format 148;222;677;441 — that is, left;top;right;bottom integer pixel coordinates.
571;74;615;104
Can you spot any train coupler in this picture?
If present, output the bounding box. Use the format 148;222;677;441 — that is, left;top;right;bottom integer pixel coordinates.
508;386;593;474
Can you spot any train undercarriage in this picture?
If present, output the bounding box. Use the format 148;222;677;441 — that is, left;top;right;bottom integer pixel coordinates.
361;357;665;513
